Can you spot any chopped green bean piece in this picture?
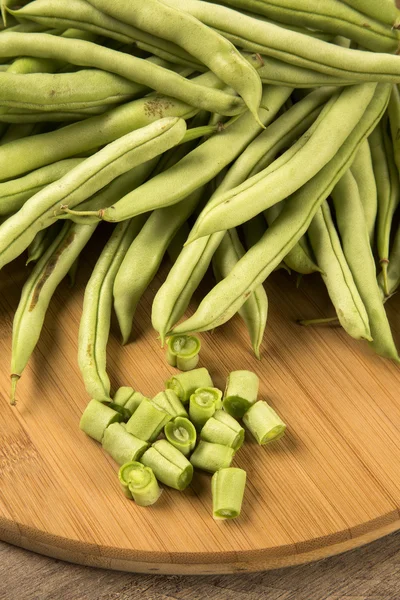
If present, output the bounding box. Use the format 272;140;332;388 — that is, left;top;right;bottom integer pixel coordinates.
125;398;171;442
189;387;221;430
200;409;245;451
112;386;148;417
151;389;188;418
223;370;259;418
119;461;161;505
102;423;148;465
212;467;246;520
106;402;131;422
164;417;197;456
79;398;122;442
190;441;234;473
243;401;286;445
141;439;193;490
166;367;213;404
166;333;201;370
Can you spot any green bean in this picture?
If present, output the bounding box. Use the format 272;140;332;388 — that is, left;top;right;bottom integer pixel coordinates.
0;106;115;122
190;441;234;473
82;86;292;223
378;222;400;298
242;400;286;445
331;169;399;360
388;84;400;181
86;0;262;122
212;468;246;520
140;439;193;490
169;83;391;337
265;202;321;275
212;229;268;359
135;41;204;72
0;122;36;144
102;425;148;466
0;158;83;217
11;0;202;69
0;67;233;180
79;217;147;400
0;33;245;116
338;0;400;27
369;120;400;295
164;417;197;457
189;0;400;53
79;399;122;442
188;83;377;242
166;221;191;264
26;222;62;265
0;117;186;270
119;461;161;506
223;369;259;418
247;12;334;42
165;0;400;79
152;87;331;341
67;256;79;288
166;334;201;371
125;399;171;442
10;220;97;403
350;139;377;245
151;390;188;419
309;200;373;342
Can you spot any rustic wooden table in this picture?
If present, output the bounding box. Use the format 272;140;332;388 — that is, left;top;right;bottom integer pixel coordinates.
1;532;399;599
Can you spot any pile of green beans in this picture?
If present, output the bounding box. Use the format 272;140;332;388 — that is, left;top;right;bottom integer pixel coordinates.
1;0;400;412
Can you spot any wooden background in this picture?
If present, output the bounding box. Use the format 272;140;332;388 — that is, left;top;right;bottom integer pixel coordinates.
1;229;400;574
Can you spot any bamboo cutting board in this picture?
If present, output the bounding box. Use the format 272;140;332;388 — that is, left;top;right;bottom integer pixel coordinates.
1;240;400;575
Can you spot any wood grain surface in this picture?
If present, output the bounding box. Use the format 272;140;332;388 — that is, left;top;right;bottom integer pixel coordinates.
1;230;400;574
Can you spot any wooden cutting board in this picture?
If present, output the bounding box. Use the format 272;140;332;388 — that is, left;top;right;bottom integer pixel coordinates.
1;241;400;575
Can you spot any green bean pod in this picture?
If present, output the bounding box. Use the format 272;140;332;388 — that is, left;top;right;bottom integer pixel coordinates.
140;439;193;490
10;0;202;69
175;0;400;53
212;229;268;359
152;86;329;341
102;423;149;466
378;222;400;298
79;399;122;442
11;220;97;401
369;120;400;294
0;158;83;217
350;139;377;245
164;417;197;456
169;84;391;337
190;441;234;473
188;83;378;241
78;216;147;400
331;169;399;360
339;0;400;28
308;201;372;342
26;222;62;266
82;86;292;223
0;117;186;269
0;122;37;144
212;467;246;520
0;32;245;116
118;461;161;505
243;401;286;445
388;85;400;181
86;0;262;122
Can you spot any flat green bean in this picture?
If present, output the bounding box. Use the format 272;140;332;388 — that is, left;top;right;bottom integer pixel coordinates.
0;32;245;116
350;139;377;245
79;217;146;400
369;119;400;295
169;83;391;336
188;83;377;241
331;169;399;360
86;0;262;122
11;220;97;402
164;0;400;80
0;117;186;269
81;86;292;222
0;158;83;217
212;229;268;359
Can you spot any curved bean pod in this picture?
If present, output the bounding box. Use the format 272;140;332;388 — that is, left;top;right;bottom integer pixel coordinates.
169;83;391;337
0;68;229;180
339;0;400;27
0;158;83;217
86;0;262;122
10;220;97;403
212;229;268;359
114;187;204;345
26;223;62;265
0;105;116;122
10;0;202;69
388;84;400;181
350;139;377;245
182;0;400;52
151;86;292;342
0;33;245;117
188;83;377;241
331;169;399;360
0;122;37;144
369;120;400;295
86;86;292;222
78;217;146;399
163;0;400;80
0;117;186;269
378;222;400;298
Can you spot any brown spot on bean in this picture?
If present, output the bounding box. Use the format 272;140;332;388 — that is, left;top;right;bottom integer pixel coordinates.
29;230;77;311
144;97;174;119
